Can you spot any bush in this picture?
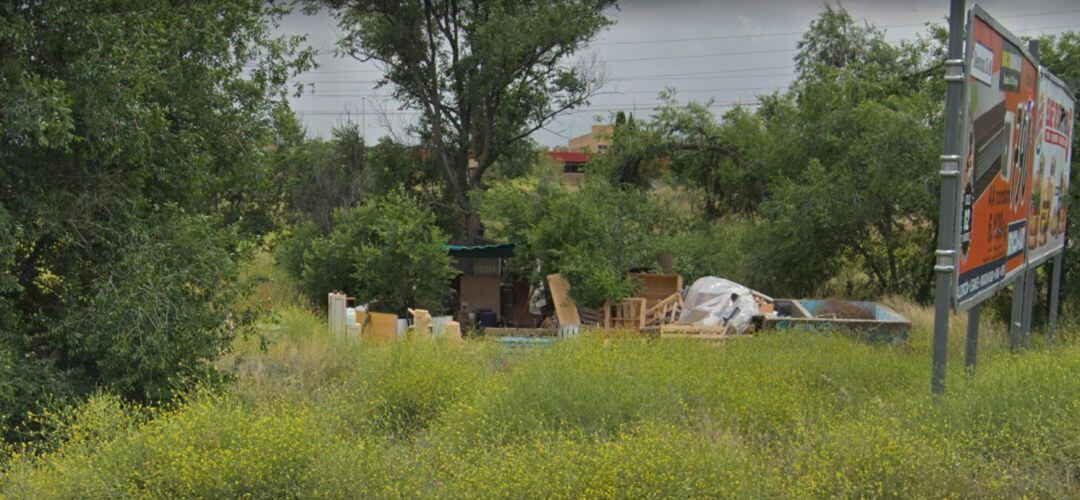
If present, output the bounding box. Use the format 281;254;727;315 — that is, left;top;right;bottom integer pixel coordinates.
49;213;251;403
661;219;753;285
297;190;456;314
3;320;1080;497
274;220;322;282
0;343;74;443
481;178;668;308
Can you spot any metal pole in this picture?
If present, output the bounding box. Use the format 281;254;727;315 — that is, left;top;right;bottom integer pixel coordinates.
1022;266;1036;347
932;0;967;395
1049;252;1063;346
965;304;980;375
1020;39;1041;349
1010;275;1026;350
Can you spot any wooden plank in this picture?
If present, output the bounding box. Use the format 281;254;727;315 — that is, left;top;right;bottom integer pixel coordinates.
363;312;399;342
546;273;581;327
630;273;683;309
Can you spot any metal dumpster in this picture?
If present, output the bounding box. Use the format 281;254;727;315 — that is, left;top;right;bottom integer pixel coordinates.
759;299;910;344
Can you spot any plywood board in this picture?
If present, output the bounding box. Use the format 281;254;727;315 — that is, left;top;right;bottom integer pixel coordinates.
629;273;683;309
363;312;399;342
459;275;501;317
546;273;581;327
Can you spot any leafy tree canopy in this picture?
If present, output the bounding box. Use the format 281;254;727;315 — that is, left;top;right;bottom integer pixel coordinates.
0;0;313;429
315;0;615;241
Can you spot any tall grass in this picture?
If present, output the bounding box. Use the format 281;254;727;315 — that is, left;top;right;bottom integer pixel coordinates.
2;256;1077;497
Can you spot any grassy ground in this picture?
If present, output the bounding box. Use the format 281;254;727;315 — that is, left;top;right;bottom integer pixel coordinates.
1;254;1078;498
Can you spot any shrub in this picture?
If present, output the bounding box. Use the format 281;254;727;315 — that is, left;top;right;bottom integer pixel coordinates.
298;190;456;314
4;304;1080;498
481;178;668;308
49;213;252;403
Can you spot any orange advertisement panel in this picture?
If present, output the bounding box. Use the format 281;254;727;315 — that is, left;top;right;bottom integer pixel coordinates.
955;7;1039;309
1026;69;1075;266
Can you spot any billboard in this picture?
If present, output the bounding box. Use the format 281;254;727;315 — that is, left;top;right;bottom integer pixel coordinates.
955;6;1040;310
1026;69;1075;266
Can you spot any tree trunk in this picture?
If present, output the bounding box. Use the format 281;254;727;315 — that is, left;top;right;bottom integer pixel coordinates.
466;208;482;243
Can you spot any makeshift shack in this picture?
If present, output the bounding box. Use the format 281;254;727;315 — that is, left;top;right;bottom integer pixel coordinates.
445;242;540;328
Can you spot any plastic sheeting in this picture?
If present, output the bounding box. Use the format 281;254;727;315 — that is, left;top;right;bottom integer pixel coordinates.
678;277;760;333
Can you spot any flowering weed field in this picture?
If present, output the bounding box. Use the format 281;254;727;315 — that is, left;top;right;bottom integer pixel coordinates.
1;263;1078;497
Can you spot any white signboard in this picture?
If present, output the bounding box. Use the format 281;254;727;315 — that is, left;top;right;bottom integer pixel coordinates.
1026;69;1075;266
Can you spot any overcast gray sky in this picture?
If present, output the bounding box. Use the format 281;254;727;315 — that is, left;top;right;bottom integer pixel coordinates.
277;0;1080;147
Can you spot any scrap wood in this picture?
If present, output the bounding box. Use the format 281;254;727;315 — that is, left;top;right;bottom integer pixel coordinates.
643;292;684;326
629;273;684;309
603;297;647;329
546;273;581;327
578;306;602;326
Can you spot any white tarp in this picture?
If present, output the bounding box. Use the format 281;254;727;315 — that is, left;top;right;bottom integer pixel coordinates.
678;277;760;333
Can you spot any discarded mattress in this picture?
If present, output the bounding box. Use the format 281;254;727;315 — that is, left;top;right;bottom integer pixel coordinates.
677;277;760;333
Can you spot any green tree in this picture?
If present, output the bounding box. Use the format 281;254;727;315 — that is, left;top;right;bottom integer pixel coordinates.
284;124;369;232
0;0;313;426
481;176;666;308
588;111;661;190
299;190;456;314
317;0;615;241
653;98;774;217
740;6;945;299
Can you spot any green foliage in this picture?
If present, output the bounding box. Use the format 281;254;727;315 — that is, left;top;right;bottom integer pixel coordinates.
481;177;666;307
655;100;775;217
318;0;616;240
275;220;323;282
659;220;753;285
5;295;1080;497
282;125;368;232
0;0;313;437
587;112;660;190
594;5;947;300
0;342;73;443
51;212;253;402
296;191;456;314
278;126;449;234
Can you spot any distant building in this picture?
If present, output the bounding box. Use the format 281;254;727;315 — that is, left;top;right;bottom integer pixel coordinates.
569;124;613;153
543;124;613;185
546;150;591;185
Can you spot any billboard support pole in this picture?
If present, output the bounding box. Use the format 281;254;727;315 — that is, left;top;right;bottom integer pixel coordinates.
1048;252;1062;346
1022;268;1036;347
1010;275;1026;350
932;0;967;395
965;304;980;375
1020;39;1041;350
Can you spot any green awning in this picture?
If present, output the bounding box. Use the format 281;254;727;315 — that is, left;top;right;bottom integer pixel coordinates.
443;242;515;259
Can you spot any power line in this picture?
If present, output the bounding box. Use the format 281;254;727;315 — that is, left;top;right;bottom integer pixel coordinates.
290;19;1076;82
589;9;1080;46
299;85;785;98
295;100;760;116
611;71;795;82
299;67;798;85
